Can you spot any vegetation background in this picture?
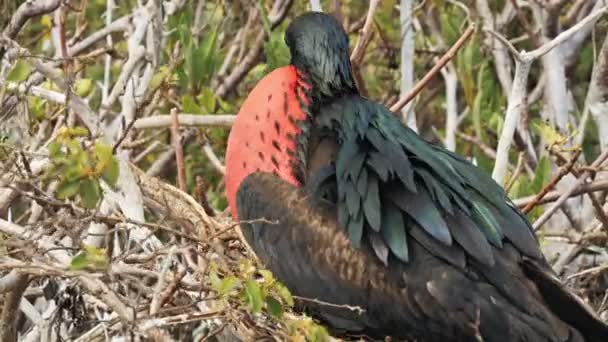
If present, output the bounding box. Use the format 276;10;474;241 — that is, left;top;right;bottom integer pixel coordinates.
0;0;607;340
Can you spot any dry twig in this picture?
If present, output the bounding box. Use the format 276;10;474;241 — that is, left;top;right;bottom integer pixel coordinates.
389;24;475;113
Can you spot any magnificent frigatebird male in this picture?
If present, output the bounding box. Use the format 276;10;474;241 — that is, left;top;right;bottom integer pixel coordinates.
224;12;608;341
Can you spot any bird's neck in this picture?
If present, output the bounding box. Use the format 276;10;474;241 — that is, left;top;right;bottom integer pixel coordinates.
291;56;358;105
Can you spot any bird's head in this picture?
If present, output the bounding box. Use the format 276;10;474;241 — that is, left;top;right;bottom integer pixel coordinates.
285;12;357;101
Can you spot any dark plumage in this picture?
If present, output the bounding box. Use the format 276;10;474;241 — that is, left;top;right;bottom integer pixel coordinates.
225;11;608;341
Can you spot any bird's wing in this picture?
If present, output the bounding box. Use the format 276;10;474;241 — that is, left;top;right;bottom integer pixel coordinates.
235;171;396;334
235;171;598;341
314;96;542;268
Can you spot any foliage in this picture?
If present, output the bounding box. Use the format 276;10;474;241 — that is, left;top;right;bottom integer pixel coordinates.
209;259;329;340
70;244;109;271
45;127;119;209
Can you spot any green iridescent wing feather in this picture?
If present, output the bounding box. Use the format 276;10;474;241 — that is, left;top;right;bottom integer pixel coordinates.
314;96;541;267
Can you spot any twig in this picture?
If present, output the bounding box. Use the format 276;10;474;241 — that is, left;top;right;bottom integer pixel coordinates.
546;147;608;230
533;149;608;230
476;0;513;95
215;0;293;99
1;37;98;133
390;24;475;113
0;270;24;293
68;15;131;57
100;45;145;116
309;0;323;12
102;0;115;103
350;0;380;65
489;6;608;184
158;268;188;309
456;131;496;158
201;141;226;175
293;295;365;314
112;118;137;154
513;179;608;208
505;152;526;192
566;264;608;281
528;4;608;61
2;0;61;39
491;59;531;184
196;175;216;217
400;0;417;131
0;219;136;323
135;114;236;129
150;246;176;316
0;273;28;342
170;108;187;192
522;149;581;214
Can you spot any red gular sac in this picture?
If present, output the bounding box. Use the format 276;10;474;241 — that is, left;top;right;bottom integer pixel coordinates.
224;65;310;220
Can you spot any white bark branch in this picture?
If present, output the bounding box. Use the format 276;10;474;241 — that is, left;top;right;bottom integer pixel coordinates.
400;0;417;132
442;68;458;151
490;4;608;184
135;114;236;129
309;0;323;12
492;60;531;183
586;29;608;151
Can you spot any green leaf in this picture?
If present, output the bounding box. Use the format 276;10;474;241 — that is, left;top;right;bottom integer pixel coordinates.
264;29;290;71
258;269;275;283
69;126;90;137
150;66;170;89
218;276;240;296
70;253;89;271
64;164;82;182
181;95;202;114
244;279;263;313
209;269;222;291
56;180;80;199
82;244;109;268
531;156;551;193
534;121;567;147
307;324;330;342
7;60;31;82
70;244;108;271
28;96;47;120
274;282;294;307
94;143;113;165
266;296;283;318
102;157;119;187
197;26;220;86
74;78;94;97
48;141;63;159
197;87;216;114
79;178;101;208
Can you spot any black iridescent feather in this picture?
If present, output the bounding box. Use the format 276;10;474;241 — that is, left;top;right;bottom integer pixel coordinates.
313;94;542;266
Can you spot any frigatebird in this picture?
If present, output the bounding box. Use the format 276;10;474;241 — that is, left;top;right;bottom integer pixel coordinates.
224;12;608;341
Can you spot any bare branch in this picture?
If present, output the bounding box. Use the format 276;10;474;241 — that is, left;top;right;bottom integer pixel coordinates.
399;0;417;131
492;60;532;183
171;108;187;192
350;0;380;65
390;25;475;113
0;273;28;342
533;149;608;229
310;0;323;12
3;0;61;39
135;114;236;129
